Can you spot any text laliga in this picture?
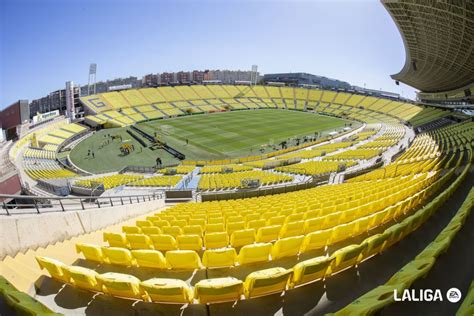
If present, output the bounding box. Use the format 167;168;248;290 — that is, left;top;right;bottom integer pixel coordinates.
394;289;444;302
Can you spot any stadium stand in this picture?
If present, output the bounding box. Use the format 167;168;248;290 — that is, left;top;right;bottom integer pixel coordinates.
128;175;182;187
199;164;253;174
74;174;144;190
198;170;293;190
78;85;460;133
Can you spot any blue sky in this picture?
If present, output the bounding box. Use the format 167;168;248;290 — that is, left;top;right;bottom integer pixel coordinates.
0;0;416;108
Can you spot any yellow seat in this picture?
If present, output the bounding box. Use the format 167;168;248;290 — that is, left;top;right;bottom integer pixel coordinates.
353;217;370;236
329;243;367;274
244;267;292;298
141;278;193;303
103;232;129;248
63;265;101;292
227;216;244;224
165;250;202;270
207;217;224;225
149;234;178;251
268;215;286;226
245;214;260;222
204;232;229;249
271;236;304;260
290;256;334;287
300;229;332;252
303;217;324;234
152;220;170;228
361;233;390;259
189;218;206;227
75;243;105;263
230;229;256;248
131;250;167;269
206;223;225;233
136;220;153;227
126;234;153;250
177;235;203;251
256;225;281;243
183;225;203;236
202;248;237;268
122;226;142;234
162;226;183;238
35;256;69;282
96;272;143;299
226;222;246;235
171;219;187;227
161;215;176;222
237;243;271;265
141;226;162;235
330;222;356;244
280;220;305;238
247;219;266;230
102;247;134;266
194;277;244;303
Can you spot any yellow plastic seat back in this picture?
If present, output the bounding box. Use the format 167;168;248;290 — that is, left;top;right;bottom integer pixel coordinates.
102;247;134;266
141;226;162;235
63;266;101;292
300;229;332;253
330;222;356;245
149;234;178;251
244;267;292;298
183;225;203;236
136;220;153;227
103;232;129;248
237;243;271;265
230;229;256;248
194;277;244;304
131;250;166;269
96;272;143;299
177;234;203;251
75;243;104;263
165;250;202;270
35;256;68;282
330;243;367;274
206;223;225;233
256;225;281;243
162;226;183;238
271;236;304;260
204;232;229;249
280;221;305;238
126;234;153;250
291;256;334;287
202;248;237;268
122;226;142;234
140;278;193;303
226;222;246;235
361;233;390;259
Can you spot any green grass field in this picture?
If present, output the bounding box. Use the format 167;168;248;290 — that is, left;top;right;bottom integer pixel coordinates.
70;109;356;173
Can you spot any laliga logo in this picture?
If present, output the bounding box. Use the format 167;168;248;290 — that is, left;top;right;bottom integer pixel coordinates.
394;288;461;303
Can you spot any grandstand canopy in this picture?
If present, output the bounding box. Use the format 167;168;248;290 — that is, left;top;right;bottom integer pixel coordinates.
382;0;474;93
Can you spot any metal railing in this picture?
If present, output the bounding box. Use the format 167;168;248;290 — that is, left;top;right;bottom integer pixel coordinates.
0;192;163;216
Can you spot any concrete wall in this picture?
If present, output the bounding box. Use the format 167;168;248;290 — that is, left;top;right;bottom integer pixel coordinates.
0;199;164;259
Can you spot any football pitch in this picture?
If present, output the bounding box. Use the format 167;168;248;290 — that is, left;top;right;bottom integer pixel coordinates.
70;109;356;173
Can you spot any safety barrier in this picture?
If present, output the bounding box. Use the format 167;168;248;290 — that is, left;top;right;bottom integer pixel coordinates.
0;192;163;216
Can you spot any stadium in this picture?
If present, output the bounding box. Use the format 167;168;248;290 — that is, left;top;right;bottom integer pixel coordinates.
0;1;473;315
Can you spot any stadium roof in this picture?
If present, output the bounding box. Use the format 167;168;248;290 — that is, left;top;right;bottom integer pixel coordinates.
382;0;474;93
